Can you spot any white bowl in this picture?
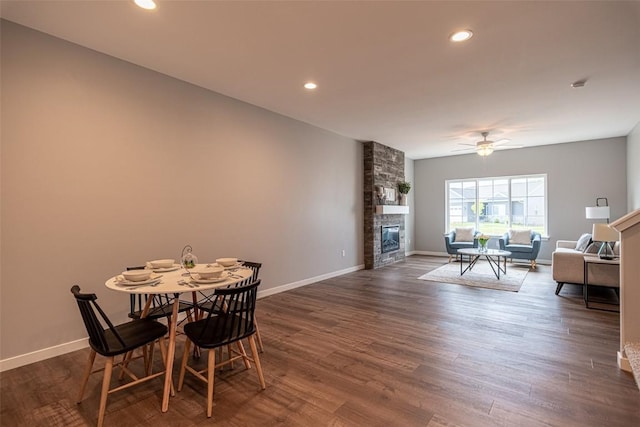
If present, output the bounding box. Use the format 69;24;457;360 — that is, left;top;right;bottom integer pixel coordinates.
149;259;175;269
122;270;152;282
215;257;238;267
193;265;224;279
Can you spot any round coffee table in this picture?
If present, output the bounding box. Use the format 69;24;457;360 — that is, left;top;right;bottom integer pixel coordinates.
457;248;512;279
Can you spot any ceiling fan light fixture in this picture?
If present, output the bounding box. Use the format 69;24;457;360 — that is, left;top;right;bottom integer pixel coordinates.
303;82;317;90
450;30;473;42
477;145;494;156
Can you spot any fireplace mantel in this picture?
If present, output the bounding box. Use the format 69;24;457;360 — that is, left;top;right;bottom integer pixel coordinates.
375;205;409;215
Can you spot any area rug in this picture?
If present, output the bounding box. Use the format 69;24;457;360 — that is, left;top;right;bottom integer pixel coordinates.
417;261;529;292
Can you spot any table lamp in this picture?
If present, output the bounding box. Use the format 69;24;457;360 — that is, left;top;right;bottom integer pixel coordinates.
592;223;619;260
585;197;610;223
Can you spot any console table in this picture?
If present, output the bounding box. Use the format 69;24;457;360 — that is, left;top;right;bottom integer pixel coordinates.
583;255;620;312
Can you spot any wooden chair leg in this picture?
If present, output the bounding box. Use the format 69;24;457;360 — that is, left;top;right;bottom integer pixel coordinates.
118;351;134;380
97;357;114;427
555;283;564;295
207;349;216;418
254;317;264;353
531;259;537;269
237;341;251;369
448;255;453;263
225;345;233;370
150;341;156;372
77;349;96;402
178;338;191;391
248;335;266;390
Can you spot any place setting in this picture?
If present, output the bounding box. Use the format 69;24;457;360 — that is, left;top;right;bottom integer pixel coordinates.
185;264;229;284
113;269;163;288
182;259;247;285
146;258;181;273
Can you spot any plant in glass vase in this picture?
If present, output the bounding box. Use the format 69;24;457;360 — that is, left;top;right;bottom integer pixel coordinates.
398;181;411;205
477;234;490;252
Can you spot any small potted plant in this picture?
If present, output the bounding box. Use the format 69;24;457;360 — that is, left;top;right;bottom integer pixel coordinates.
477;234;490;252
398;181;411;205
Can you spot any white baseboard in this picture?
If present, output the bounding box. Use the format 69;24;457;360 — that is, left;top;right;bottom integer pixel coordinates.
618;351;632;372
257;264;364;299
0;264;365;372
411;250;449;257
0;338;89;373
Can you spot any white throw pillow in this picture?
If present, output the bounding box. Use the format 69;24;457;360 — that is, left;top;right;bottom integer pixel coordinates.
509;229;532;245
575;233;592;252
455;227;475;242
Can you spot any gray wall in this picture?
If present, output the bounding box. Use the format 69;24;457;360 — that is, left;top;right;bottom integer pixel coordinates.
0;21;363;361
414;138;628;261
628;122;640;211
404;157;415;253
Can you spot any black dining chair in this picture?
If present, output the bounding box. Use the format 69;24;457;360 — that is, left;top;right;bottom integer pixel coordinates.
197;260;265;352
178;279;266;418
71;285;169;427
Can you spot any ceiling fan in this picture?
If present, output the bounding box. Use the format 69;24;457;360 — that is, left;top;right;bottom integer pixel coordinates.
453;131;522;156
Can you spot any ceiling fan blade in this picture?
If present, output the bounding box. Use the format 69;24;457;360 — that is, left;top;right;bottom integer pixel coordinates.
494;145;524;151
451;147;475;152
493;139;511;146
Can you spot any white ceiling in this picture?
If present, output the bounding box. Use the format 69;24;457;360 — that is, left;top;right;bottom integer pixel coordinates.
2;1;640;159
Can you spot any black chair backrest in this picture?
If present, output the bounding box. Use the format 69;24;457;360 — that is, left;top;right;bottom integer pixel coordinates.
71;285;126;355
199;279;260;345
126;266;148;316
234;261;262;287
242;261;262;283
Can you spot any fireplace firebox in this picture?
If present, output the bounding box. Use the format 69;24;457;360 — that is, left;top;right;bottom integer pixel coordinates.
381;225;400;253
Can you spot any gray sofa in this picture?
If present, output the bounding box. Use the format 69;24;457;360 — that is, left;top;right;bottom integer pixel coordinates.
552;239;620;295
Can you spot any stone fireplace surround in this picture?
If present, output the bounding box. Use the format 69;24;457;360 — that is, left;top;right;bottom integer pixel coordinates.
363;141;405;269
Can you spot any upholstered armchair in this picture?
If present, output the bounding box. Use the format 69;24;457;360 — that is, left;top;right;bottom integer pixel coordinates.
444;228;480;262
499;230;542;268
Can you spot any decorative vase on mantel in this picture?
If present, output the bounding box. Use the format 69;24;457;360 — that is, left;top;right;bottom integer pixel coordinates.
398;181;411;206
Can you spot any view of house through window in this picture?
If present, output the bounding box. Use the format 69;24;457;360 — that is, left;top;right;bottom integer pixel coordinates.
446;175;547;236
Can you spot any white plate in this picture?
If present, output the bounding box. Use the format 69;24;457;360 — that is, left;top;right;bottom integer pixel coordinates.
191;275;228;284
151;264;180;273
209;262;244;270
116;274;162;286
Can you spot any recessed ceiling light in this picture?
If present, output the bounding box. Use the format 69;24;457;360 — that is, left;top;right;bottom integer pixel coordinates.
304;82;317;90
134;0;156;10
450;30;473;42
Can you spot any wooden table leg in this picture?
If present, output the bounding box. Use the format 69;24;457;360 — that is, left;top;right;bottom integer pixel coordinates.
191;291;201;359
162;294;180;412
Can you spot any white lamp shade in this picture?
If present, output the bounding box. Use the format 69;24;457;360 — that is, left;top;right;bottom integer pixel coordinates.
592;223;619;242
585;206;610;220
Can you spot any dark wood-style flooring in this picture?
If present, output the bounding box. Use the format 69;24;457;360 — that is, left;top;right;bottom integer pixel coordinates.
2;255;639;426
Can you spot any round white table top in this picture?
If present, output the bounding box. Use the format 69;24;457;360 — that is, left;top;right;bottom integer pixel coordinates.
457;248;512;257
105;263;253;294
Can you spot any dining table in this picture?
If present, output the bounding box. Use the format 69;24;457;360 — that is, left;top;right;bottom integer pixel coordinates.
105;263;253;412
